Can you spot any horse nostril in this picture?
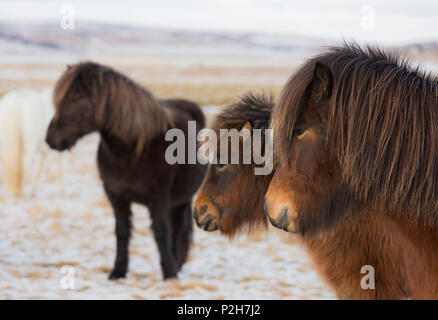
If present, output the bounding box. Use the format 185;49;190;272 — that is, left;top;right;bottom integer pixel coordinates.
195;213;218;231
202;215;212;230
264;197;269;215
194;205;218;232
268;206;291;230
199;205;208;216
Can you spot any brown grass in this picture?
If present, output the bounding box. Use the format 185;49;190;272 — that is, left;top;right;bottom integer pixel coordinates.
144;83;281;106
0;81;281;106
0;62;284;106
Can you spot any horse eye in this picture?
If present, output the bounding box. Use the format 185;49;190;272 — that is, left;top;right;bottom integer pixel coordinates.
216;163;227;170
294;128;305;136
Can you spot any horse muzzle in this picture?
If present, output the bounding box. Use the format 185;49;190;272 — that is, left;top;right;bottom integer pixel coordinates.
45;134;68;151
194;205;219;232
264;196;300;233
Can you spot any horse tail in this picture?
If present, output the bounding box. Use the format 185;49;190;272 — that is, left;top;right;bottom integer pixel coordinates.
0;105;23;197
171;202;193;270
181;204;193;267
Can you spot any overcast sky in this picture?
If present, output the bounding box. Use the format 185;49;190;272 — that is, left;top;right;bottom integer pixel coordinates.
1;0;437;45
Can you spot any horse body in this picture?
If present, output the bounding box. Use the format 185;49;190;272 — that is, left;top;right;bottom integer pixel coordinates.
0;88;64;197
46;62;207;280
266;44;438;298
98;100;206;279
99;99;205;206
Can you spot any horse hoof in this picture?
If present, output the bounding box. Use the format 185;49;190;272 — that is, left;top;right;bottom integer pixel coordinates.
164;275;178;281
108;270;126;280
163;272;178;280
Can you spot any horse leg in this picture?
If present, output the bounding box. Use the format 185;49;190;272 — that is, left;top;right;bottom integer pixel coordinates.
170;202;193;271
149;196;178;280
30;151;46;197
107;192;132;280
1;106;23;197
57;152;65;196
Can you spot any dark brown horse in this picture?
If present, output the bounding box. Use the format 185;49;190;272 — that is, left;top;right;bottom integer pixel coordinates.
266;44;438;298
194;93;273;236
194;91;426;299
45;62;207;280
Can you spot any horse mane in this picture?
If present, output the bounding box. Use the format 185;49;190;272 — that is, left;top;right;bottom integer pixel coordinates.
211;92;273;131
204;91;274;164
272;43;438;224
211;92;274;236
54;62;172;155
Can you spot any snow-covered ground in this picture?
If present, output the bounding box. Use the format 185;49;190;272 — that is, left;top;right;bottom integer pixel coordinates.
0;131;335;299
0;16;436;300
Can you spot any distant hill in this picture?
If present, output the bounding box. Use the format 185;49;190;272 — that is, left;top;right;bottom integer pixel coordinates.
399;42;438;62
0;21;328;63
0;21;436;65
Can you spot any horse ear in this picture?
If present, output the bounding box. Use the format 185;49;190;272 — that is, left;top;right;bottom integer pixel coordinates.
312;62;333;99
241;121;252;131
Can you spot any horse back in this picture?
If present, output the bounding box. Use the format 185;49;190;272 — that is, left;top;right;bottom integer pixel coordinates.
159;99;206;130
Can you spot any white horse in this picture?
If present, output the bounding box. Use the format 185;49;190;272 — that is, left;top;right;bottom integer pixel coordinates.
0;88;65;197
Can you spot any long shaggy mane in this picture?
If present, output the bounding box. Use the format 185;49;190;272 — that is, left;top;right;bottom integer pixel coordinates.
212;92;274;131
272;43;438;224
54;62;172;154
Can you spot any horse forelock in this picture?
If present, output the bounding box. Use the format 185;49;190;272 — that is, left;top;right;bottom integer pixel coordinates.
274;43;438;224
212;92;274;132
271;60;313;160
53;64;83;109
207;92;274;164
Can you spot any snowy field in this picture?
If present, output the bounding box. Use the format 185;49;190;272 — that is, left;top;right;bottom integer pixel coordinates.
0;8;437;301
0;130;335;300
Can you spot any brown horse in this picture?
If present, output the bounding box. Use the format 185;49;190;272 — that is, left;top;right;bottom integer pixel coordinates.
194;91;423;299
194;93;273;236
45;62;207;280
266;44;438;298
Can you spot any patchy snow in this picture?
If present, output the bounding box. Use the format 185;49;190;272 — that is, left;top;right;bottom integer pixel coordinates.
0;131;335;300
200;105;225;119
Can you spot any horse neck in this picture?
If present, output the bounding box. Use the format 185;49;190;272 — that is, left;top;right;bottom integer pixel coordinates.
99;129;139;160
97;86;169;155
